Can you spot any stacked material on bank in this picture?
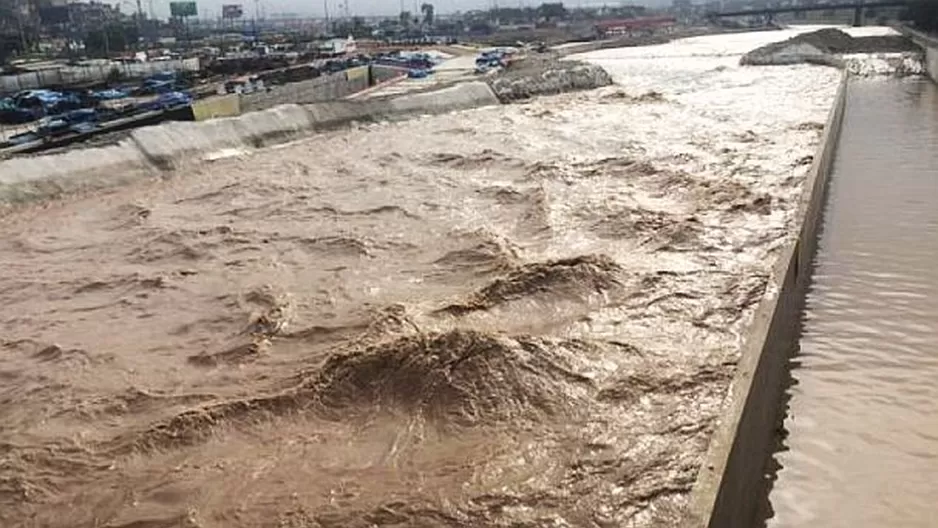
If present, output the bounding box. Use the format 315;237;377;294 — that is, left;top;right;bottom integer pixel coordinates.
741;28;921;69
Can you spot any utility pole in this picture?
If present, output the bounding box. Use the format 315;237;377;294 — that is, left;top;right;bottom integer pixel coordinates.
253;0;259;41
134;0;143;50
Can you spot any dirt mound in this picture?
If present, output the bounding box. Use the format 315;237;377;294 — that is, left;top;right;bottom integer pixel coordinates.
795;28;856;53
487;61;613;103
741;29;919;67
437;254;622;315
316;330;592;427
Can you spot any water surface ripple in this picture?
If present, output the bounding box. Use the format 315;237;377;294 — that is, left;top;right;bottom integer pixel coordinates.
767;78;938;528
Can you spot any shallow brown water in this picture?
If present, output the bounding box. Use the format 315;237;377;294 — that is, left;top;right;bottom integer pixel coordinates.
0;65;835;527
767;78;938;527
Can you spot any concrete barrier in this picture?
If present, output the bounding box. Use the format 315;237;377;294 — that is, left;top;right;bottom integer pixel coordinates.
371;64;408;84
387;81;500;114
899;26;938;83
0;69;573;207
303;81;499;131
0;141;153;206
683;71;849;528
191;94;242;121
130;117;245;170
304;99;387;130
240;68;372;113
235;103;315;146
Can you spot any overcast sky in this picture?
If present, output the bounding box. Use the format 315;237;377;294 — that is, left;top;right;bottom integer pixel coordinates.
140;0;668;21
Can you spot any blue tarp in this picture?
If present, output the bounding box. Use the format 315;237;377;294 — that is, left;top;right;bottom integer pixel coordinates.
407;68;431;79
92;88;128;100
140;91;192;111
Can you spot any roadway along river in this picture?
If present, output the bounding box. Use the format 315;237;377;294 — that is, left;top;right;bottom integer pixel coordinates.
766;78;938;527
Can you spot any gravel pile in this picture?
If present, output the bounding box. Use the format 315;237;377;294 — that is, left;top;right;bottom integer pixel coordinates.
741;28;920;66
487;59;613;102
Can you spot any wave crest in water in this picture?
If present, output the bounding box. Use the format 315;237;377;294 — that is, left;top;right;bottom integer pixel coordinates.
317;330;593;426
437;254;621;315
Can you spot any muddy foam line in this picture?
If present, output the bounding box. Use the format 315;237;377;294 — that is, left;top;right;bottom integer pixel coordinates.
0;31;840;528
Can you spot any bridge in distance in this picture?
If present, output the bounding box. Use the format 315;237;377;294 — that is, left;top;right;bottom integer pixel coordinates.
707;1;912;26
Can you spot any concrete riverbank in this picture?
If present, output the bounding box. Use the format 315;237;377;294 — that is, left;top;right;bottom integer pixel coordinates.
685;70;847;528
766;75;938;528
0;60;612;207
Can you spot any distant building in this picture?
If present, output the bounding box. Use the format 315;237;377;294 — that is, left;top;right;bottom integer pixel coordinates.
37;0;126;33
595;16;677;38
314;36;357;56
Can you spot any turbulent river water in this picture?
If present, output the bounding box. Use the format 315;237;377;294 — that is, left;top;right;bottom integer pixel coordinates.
766;78;938;528
0;30;844;527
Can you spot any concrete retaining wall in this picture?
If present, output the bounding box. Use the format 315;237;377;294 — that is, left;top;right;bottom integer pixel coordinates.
0;63;602;207
0;141;154;205
0;81;500;206
191;94;242;121
900;26;938;83
236;104;314;146
683;71;849;528
130;117;245;170
302;81;499;131
387;81;500;114
240;68;372;113
371;64;408;84
130;103;316;169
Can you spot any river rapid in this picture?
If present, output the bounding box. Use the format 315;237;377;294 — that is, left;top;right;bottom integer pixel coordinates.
0;28;844;527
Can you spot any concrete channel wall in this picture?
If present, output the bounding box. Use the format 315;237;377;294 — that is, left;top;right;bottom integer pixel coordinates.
900;26;938;83
0;58;615;206
0;81;500;205
683;71;848;528
240;66;372;113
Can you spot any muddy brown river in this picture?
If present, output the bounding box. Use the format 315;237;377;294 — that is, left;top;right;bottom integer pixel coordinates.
766;78;938;528
0;32;841;528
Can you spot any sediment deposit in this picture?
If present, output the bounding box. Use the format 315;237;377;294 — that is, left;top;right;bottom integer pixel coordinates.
0;30;841;528
741;28;922;74
487;60;614;102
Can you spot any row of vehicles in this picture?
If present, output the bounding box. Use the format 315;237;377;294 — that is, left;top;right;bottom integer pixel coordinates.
0;72;194;149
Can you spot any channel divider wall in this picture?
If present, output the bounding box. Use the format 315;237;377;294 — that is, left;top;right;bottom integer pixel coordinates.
682;70;849;528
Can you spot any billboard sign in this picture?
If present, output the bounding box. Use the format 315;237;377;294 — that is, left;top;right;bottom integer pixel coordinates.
169;1;197;17
222;4;243;18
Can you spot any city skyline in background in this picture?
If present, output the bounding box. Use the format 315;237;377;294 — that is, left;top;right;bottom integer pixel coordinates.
126;0;667;21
